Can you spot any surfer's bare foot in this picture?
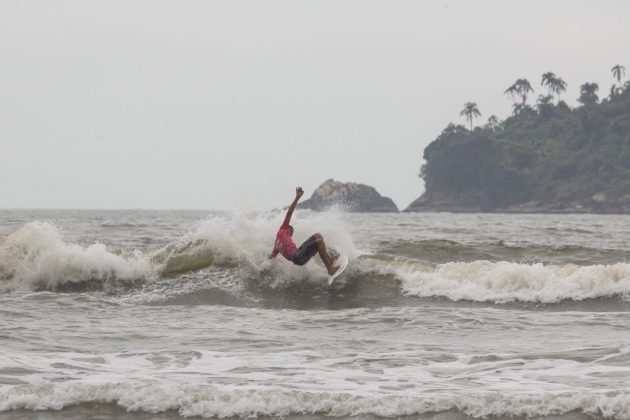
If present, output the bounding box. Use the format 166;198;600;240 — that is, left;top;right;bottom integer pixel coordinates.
328;264;340;276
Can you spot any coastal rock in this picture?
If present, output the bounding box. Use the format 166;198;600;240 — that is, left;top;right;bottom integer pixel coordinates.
299;179;399;212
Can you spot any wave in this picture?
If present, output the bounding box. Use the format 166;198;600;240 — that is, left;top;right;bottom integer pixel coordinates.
149;211;358;299
0;212;358;293
392;260;630;303
141;256;630;308
0;222;154;292
4;216;630;306
1;382;628;418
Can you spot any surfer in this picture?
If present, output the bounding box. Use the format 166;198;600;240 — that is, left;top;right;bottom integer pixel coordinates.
269;187;340;275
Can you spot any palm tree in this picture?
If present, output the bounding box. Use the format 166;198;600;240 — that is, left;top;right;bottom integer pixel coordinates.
460;102;481;130
505;78;534;105
487;115;499;129
578;82;599;106
504;84;519;104
611;65;626;87
541;72;568;102
541;72;556;95
550;77;567;101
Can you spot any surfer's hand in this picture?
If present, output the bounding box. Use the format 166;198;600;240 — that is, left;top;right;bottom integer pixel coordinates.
296;187;304;198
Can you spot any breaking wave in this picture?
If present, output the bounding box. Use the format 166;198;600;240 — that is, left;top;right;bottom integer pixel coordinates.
0;212;358;293
393;260;630;303
0;222;153;292
1;383;629;418
2;215;630;305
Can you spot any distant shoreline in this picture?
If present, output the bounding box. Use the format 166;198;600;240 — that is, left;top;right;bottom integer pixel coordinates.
404;201;630;215
405;208;630;215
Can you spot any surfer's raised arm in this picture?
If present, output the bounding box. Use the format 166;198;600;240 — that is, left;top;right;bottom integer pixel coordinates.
283;187;304;226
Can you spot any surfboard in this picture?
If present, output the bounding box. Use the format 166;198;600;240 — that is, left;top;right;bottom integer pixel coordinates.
328;255;349;286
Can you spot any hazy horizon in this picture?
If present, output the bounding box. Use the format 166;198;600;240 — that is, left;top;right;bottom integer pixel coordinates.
2;0;629;211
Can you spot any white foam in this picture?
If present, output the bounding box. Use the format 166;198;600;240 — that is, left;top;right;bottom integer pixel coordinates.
155;210;359;285
0;222;154;291
397;260;630;303
193;210;357;266
1;383;629;418
0;211;358;292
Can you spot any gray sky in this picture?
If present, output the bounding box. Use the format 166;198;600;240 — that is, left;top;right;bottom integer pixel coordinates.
1;0;628;210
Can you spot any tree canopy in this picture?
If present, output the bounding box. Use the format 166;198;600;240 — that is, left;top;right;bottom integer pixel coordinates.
416;73;630;212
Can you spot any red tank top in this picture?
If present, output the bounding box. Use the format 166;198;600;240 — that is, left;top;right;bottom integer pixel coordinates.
273;220;297;260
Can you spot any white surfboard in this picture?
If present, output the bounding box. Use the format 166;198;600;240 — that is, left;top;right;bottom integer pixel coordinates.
328;255;349;286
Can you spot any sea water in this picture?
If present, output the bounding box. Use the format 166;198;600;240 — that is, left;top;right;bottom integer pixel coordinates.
1;210;630;419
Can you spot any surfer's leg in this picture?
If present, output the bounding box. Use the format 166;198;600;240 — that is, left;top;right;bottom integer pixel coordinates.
291;233;339;275
291;235;320;266
313;233;339;275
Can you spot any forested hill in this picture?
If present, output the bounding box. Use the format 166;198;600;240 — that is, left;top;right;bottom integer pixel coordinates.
407;76;630;213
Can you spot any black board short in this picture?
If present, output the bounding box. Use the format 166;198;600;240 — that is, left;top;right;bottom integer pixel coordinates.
291;235;319;266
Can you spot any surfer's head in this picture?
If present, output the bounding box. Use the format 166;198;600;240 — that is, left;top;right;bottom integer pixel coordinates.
288;225;294;236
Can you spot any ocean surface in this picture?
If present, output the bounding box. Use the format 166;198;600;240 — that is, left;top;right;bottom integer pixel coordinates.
2;209;630;419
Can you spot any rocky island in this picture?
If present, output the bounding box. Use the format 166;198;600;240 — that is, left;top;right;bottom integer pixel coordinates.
299;179;399;212
406;70;630;214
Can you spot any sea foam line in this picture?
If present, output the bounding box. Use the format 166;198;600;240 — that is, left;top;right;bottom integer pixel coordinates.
1;383;629;418
396;260;630;303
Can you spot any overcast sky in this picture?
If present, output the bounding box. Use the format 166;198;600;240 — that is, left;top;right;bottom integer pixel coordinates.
1;0;628;210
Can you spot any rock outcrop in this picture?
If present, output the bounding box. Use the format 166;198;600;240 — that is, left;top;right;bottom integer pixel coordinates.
299;179;399;212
